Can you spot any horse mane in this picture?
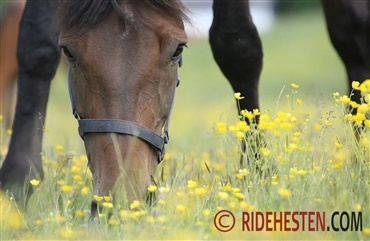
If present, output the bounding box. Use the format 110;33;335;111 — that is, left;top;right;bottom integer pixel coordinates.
57;0;188;31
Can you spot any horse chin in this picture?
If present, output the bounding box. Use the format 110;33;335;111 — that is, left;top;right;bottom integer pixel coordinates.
84;133;158;207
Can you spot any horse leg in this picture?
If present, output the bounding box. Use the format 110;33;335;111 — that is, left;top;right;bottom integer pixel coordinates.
322;0;370;105
0;1;25;127
209;0;263;167
322;0;370;162
0;0;61;203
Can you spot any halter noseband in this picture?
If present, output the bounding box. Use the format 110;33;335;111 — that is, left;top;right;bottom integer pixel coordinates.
68;57;182;162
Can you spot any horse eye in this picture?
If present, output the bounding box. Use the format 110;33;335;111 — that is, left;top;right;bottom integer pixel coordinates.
172;44;186;59
61;47;75;61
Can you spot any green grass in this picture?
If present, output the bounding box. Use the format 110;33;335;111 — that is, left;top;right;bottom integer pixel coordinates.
1;10;369;240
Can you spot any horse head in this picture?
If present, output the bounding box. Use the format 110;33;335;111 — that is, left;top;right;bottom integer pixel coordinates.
57;0;187;208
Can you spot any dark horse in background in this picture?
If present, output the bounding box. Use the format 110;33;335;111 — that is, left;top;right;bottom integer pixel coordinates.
0;0;369;215
0;0;26;127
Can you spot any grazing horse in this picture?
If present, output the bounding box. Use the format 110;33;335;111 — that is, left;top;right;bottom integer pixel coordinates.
0;0;188;209
0;0;369;216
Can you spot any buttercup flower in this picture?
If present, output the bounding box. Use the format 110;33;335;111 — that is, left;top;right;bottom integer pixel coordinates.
30;179;40;186
234;92;244;100
55;145;63;152
94;195;104;202
352;81;360;90
148;185;157;192
278;188;291;198
187;180;198;189
216;122;227;134
291;83;299;89
61;185;72;193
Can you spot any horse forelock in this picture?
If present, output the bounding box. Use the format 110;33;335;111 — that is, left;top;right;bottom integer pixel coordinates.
56;0;189;32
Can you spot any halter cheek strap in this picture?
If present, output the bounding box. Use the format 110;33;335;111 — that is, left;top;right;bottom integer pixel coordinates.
68;57;182;162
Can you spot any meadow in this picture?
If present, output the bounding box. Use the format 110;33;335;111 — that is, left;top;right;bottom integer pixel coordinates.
1;10;369;240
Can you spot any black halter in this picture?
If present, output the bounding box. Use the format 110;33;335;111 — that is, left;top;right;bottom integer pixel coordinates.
68;57;182;162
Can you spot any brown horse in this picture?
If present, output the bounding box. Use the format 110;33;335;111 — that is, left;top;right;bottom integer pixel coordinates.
0;0;369;218
0;0;26;127
58;0;188;209
1;0;188;213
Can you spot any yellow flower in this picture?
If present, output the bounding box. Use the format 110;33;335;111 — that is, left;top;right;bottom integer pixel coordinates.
108;218;119;225
359;79;370;93
241;110;254;119
218;192;229;200
291;83;299;89
61;185;72;193
35;219;43;225
278;188;291;198
253;109;260;116
70;166;81;174
75;210;85;217
203;209;211;217
130;200;142;209
332;92;340;97
94;195;104;202
260;147;271;157
234;92;244;100
349;101;359;108
358;103;369;113
363;227;370;236
146;216;155;224
297;170;307;176
335;142;342;148
216;122;227;134
236;168;249;179
176;204;185;212
222;184;233;192
158;186;170;193
187;180;198;189
73;175;83;182
30;179;40;186
147;185;157;192
7;129;12;135
237;121;249;131
289;167;298;176
296;98;303;105
194;187;207;196
233;188;240;193
102;202;113;208
339;95;350;104
355;204;362;211
81;187;89;195
235;193;245;199
352;81;360;90
158;216;166;224
6;210;23;228
324;120;332;126
103;195;111;202
351;113;365;122
235;131;245;140
55;145;63;152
